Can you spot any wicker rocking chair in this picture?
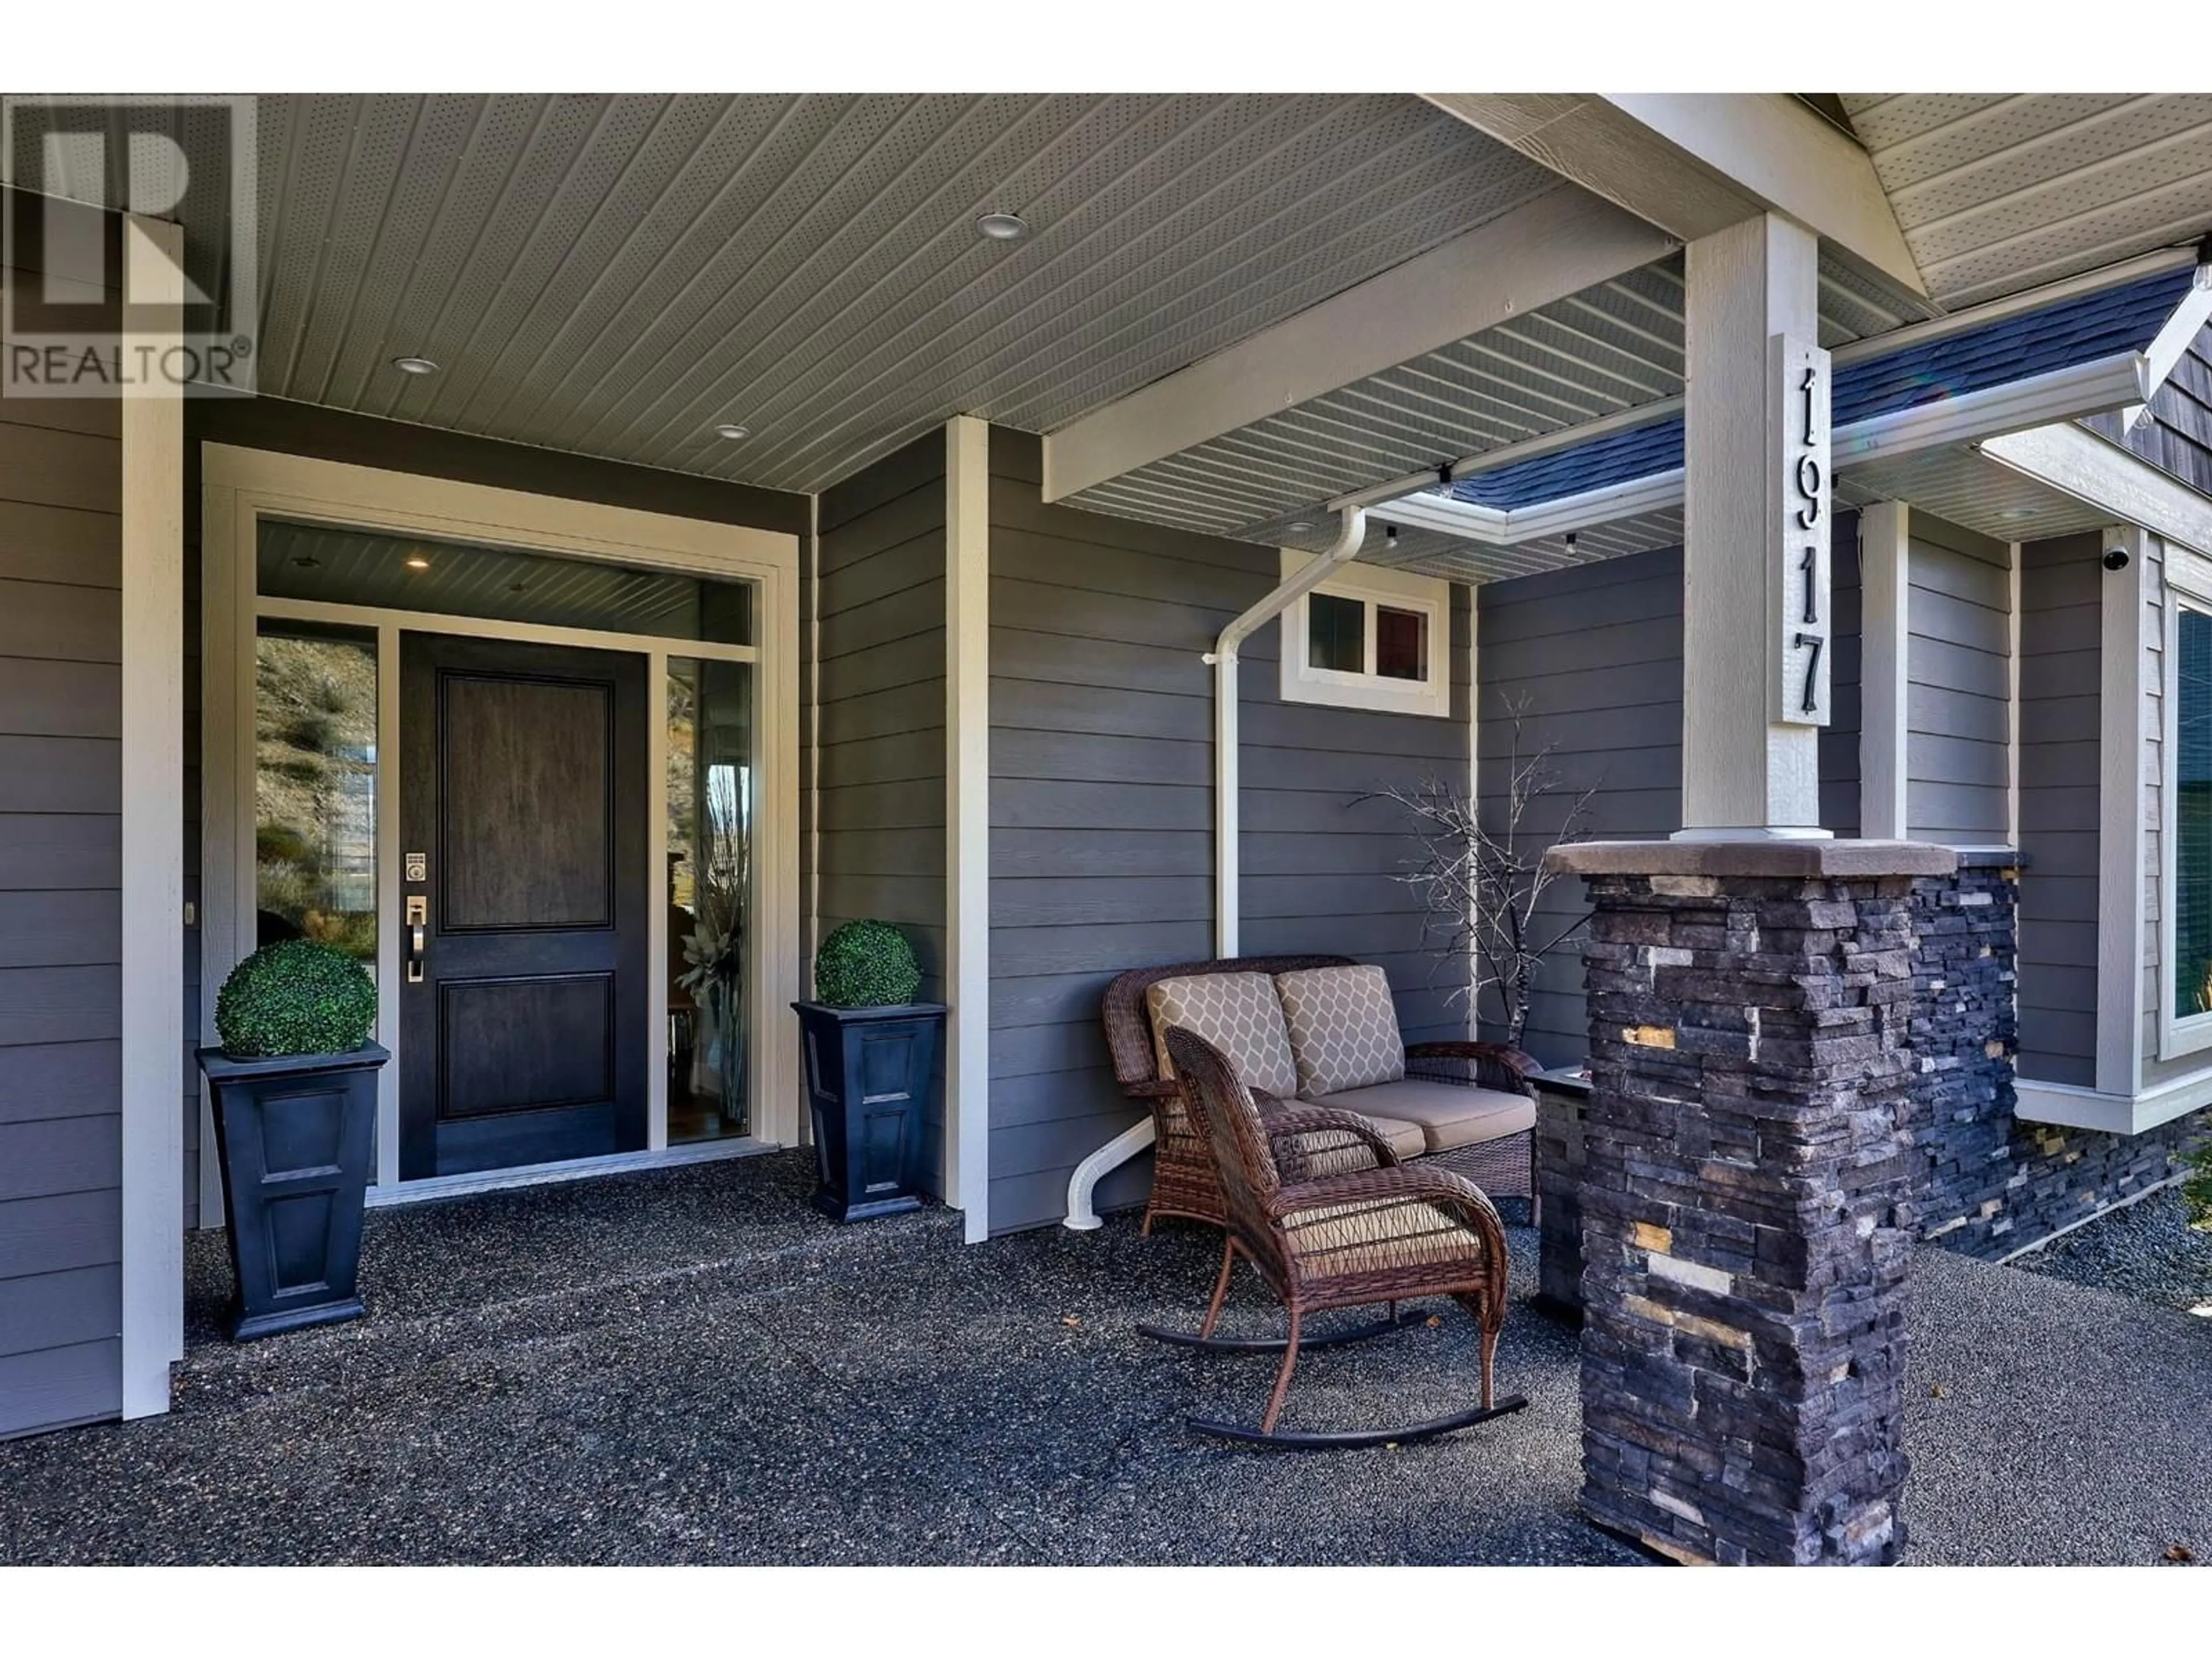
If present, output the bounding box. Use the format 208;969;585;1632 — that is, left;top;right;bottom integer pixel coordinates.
1145;1026;1529;1449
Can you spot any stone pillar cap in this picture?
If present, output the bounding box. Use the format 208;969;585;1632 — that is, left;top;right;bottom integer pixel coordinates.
1543;838;1959;879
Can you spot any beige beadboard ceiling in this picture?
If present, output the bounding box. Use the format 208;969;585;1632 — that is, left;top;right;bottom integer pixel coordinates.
12;92;2212;558
243;93;1566;494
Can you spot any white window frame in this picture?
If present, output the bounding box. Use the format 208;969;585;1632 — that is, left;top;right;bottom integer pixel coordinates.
2157;540;2212;1061
1277;550;1450;719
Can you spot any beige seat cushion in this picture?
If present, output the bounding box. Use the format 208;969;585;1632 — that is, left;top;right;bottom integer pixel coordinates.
1274;964;1406;1097
1312;1078;1535;1153
1146;973;1300;1099
1280;1195;1489;1279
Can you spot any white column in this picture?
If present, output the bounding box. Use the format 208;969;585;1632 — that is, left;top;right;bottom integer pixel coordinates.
1677;213;1831;838
120;215;186;1414
944;416;991;1243
1857;502;1911;840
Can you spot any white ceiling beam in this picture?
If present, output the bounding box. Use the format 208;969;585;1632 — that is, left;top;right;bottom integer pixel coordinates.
1039;187;1676;504
1422;93;1928;301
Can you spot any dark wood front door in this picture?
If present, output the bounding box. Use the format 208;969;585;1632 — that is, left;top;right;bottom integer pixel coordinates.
399;634;648;1179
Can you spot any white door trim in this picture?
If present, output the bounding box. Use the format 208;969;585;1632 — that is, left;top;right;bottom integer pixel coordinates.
199;444;802;1209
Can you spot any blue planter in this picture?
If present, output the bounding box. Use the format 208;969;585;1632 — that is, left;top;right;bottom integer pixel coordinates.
197;1043;388;1340
792;1002;946;1222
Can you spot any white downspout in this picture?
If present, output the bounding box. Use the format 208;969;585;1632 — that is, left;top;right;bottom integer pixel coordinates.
1063;506;1368;1229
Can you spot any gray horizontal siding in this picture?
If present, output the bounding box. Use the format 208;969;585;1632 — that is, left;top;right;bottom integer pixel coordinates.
1906;513;2011;844
1476;546;1683;1069
984;429;1469;1233
815;432;948;1194
0;203;123;1439
2016;533;2103;1087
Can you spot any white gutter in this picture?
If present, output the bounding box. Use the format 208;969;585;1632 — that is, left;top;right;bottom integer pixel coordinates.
1062;505;1368;1231
1371;351;2153;552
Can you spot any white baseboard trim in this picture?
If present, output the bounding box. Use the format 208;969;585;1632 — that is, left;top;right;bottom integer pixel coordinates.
364;1138;779;1209
2015;1069;2212;1135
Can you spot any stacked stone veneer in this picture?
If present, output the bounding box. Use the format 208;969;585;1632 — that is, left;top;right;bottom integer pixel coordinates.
1907;855;2206;1257
1574;863;1922;1566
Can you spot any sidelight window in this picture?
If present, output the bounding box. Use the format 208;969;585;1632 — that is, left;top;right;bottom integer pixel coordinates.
253;623;378;960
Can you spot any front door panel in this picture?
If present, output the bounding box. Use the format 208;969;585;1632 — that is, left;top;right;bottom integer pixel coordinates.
399;634;647;1178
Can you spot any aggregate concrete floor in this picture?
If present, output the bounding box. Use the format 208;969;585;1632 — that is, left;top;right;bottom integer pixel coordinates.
1;1152;2204;1565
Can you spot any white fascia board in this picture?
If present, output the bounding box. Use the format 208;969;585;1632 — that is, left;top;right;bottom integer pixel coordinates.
1336;248;2197;516
1039;188;1676;503
1372;354;2147;552
1980;422;2212;557
1424;93;1926;299
2016;1071;2212;1137
1836;353;2150;468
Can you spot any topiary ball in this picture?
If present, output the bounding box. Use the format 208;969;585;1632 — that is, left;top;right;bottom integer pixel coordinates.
215;938;377;1058
813;919;921;1009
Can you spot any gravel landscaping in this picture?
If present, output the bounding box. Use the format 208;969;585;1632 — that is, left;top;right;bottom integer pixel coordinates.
2;1151;2205;1566
2011;1186;2212;1317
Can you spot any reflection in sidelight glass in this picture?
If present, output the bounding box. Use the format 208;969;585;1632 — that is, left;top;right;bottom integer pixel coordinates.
255;625;378;959
668;656;755;1142
2175;607;2212;1017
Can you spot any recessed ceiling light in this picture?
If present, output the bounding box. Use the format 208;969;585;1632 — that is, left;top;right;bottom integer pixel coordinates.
2001;506;2036;521
975;211;1030;242
392;355;440;376
1286;520;1314;532
713;422;751;441
404;555;431;571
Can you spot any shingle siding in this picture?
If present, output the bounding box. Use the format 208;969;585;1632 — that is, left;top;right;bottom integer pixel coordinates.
984;429;1469;1234
0;196;124;1438
814;433;948;1195
2085;316;2212;497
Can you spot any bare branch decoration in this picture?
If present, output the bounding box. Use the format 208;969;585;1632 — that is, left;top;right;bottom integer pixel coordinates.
1361;694;1600;1050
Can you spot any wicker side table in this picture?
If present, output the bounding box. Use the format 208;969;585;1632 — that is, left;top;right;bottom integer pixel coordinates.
1529;1064;1590;1324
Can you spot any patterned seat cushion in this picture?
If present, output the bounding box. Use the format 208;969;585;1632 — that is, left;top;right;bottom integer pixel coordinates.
1145;973;1301;1100
1274;964;1407;1097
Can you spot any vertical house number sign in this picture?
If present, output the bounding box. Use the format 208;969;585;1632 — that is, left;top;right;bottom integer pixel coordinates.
1772;334;1832;726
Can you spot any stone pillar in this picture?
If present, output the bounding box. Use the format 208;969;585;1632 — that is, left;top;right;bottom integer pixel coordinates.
1547;838;1956;1566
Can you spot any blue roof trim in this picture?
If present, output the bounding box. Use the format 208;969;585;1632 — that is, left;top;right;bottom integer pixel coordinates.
1442;265;2195;512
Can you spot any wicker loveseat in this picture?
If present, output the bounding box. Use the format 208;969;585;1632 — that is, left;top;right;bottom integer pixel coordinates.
1100;955;1540;1233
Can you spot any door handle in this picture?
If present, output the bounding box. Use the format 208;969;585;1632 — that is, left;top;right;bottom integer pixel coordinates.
405;896;427;983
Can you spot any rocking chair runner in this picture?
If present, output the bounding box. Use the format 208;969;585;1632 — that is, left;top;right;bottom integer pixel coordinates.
1153;1026;1528;1448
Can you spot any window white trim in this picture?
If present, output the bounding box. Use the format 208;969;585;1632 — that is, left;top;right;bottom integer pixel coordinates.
1277;551;1450;719
2157;540;2212;1061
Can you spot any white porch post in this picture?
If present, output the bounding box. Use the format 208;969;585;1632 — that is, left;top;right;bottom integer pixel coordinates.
1677;212;1831;839
119;214;186;1415
1857;502;1911;840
